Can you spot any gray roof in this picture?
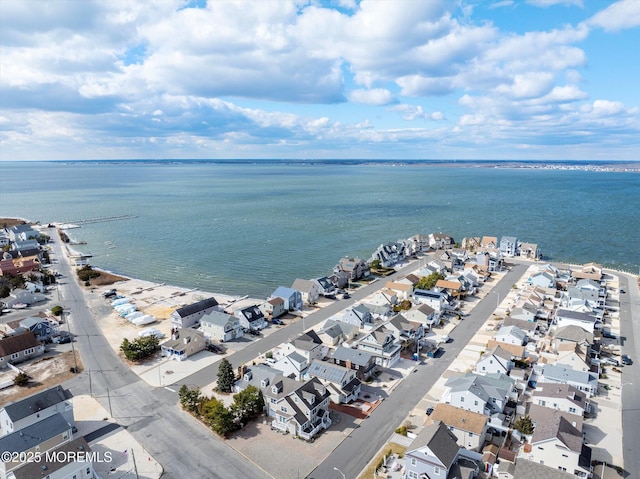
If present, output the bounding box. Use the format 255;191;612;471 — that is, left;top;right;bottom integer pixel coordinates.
502;317;537;331
174;297;218;318
445;372;515;403
12;437;91;479
236;364;282;391
554;325;593;344
2;386;72;421
530;406;583;452
0;413;71;453
307;360;352;384
331;346;374;367
513;459;574;479
496;325;527;342
292;330;322;350
200;310;235;327
532;384;588;408
318;323;343;339
556;308;597;323
408;420;459;469
542;364;597;386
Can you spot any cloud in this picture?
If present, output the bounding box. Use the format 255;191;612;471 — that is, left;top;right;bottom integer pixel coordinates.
386;104;444;121
348;89;396;105
586;0;640;32
526;0;583;7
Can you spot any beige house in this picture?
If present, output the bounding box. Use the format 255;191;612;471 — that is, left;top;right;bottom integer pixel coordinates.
385;281;413;300
0;331;45;368
161;328;206;361
429;403;488;451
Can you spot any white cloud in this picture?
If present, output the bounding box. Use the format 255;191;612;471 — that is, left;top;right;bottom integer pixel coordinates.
586;0;640;32
526;0;583;7
386;104;444;121
348;89;396;105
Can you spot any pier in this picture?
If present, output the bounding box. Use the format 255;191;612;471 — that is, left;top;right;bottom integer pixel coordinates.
70;214;138;225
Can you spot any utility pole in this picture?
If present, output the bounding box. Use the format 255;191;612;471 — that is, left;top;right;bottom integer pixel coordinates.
131;449;140;479
66;310;79;373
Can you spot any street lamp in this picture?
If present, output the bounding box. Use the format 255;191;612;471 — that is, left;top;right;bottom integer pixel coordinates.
333;467;345;479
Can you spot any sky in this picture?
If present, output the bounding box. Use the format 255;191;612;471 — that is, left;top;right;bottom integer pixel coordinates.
1;0;639;161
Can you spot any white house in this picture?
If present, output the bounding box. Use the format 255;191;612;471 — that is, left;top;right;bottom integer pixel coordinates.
291;278;320;305
357;326;402;368
273;352;308;381
494;325;527;346
531;384;591;417
554;309;598;334
442;372;517;415
429;403;488;451
170;297;219;329
0;386;73;435
538;364;598;398
475;345;514;376
199;311;244;342
307;360;361;404
403;304;437;330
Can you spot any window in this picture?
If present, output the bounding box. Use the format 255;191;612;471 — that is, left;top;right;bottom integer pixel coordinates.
434;466;441;475
460;397;464;402
10;353;19;360
569;407;576;413
539;400;546;406
538;447;544;450
468;432;473;437
562;454;568;458
86;467;91;475
408;471;418;479
281;406;288;413
411;458;417;466
270;398;276;404
474;400;478;406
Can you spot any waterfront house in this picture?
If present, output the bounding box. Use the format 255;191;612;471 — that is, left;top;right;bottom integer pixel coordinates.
329;346;377;381
170;297;219;329
0;386;73;435
291;278;320;305
234;304;267;331
264;376;331;440
442;372;517;415
475;345;514;376
370;241;406;267
404;420;461;479
313;276;336;296
554;309;598;334
0;331;45;368
520;406;591;478
531;383;591;417
494;325;528;346
571;262;603;281
0;412;74;479
403;304;437;330
340;304;374;329
429;403;488;451
199;310;243;342
8;224;38;242
537;364;598;397
160;328;206;361
499;236;519;257
259;297;286;319
407;234;430;254
481;236;498;248
270;286;303;311
307;360;361;404
357;326;402;367
428;232;455;250
273;352;308;381
333;257;370;280
519;242;540;259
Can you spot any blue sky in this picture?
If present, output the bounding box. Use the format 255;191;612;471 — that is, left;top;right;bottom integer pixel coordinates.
0;0;638;161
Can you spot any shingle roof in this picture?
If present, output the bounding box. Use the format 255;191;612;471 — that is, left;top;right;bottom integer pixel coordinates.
11;437;91;479
542;364;597;386
0;330;41;356
554;325;593;344
409;420;459;468
331;346;374;367
513;458;574;479
0;413;71;453
2;386;72;421
529;405;583;452
174;297;218;318
200;310;235;327
430;404;488;434
532;384;587;408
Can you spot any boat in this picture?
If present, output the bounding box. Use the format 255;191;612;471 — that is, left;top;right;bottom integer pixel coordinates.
12;303;28;309
125;311;144;321
132;315;156;326
111;297;130;307
137;327;165;339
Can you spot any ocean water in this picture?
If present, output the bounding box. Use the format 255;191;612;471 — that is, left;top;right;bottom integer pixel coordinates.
1;160;638;298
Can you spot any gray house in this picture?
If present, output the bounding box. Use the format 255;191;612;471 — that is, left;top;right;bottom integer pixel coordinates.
404;421;461;479
270;286;303;311
330;346;377;381
170;297;219;329
341;304;374;328
0;386;73;435
234;305;267;331
499;236;519;257
199;310;243;342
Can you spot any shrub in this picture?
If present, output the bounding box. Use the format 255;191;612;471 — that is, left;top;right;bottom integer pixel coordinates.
395;425;408;436
51;305;64;316
120;336;159;361
514;415;535;435
77;265;101;282
14;372;31;387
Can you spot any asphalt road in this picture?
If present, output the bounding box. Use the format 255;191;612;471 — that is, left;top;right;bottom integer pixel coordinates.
48;229;271;479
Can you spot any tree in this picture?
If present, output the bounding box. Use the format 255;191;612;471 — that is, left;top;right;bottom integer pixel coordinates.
231;385;264;423
51;305;64;316
77;265;101;282
416;272;444;290
178;385;203;414
120;336;159;361
202;398;236;437
14;372;31;387
216;358;235;393
514;415;535;435
370;259;381;270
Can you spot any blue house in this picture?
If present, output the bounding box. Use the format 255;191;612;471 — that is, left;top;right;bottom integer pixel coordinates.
271;286;303;311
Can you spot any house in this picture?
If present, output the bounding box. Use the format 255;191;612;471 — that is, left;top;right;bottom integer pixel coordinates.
234;304;267;331
365;289;398;308
404;420;461;479
329;346;377;381
8;224;38;242
552;326;593;351
333;256;370;280
170;297;219;329
386;313;423;341
519;242;540;260
435;279;463;298
407;234;431;254
2;289;46;307
527;271;556;289
499;236;519;257
486;339;525;360
538;364;598;397
413;289;447;314
259;297;287;319
273;352;308;381
316;320;358;346
357;326;402;367
291;278;320;305
7;436;95;479
429;403;488;451
502;316;537;333
475;249;502;272
0;331;45;368
0;258;40;277
520;406;591;477
313;276;336;297
270;286;303;311
264;376;331;440
160;328;206;361
481;236;498;248
199;311;243;342
442;372;517;415
508;304;538;322
403;304;437;330
340;304;374;328
475;345;514;376
554;343;591;373
509;458;574;479
234;364;282;393
494;325;528;346
370;241;406;267
4;314;58;342
554;309;598;334
531;384;591;417
572;262;603;281
428;232;455;250
385;281;414;300
307;360;361;404
278;330;327;362
0;413;74;479
0;386;73;435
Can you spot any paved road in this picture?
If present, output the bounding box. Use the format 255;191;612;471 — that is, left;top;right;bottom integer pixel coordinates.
307;263;529;479
617;272;640;478
49;228;271;479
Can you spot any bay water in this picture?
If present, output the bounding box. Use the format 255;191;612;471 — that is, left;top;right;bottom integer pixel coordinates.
1;160;638;298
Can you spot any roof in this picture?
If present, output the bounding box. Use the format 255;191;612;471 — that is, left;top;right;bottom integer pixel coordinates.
307;360;352;384
200;310;235;327
513;458;574;479
236;364;282;391
554;325;593;344
445;372;515;403
484;345;514;362
238;305;265;322
268;297;285;306
532;384;588;409
430;404;487;434
331;345;374;367
555;308;597;323
161;329;205;351
173;297;218;318
0;413;71;453
292;330;322;350
436;279;462;290
2;386;72;421
11;437;91;479
291;278;315;291
542;364;597;386
496;325;527;342
486;339;525;358
0;330;41;356
272;286;299;298
385;281;413;291
408;420;459;469
502;317;537;332
529;405;583;452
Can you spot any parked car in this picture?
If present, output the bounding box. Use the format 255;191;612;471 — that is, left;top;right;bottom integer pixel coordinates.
426;407;434;416
206;343;223;354
603;357;619;366
102;289;117;298
342;293;351;299
622;354;632;365
602;330;617;340
620;289;626;294
271;318;283;325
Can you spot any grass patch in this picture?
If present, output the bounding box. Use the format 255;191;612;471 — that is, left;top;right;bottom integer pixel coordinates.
358;443;407;479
